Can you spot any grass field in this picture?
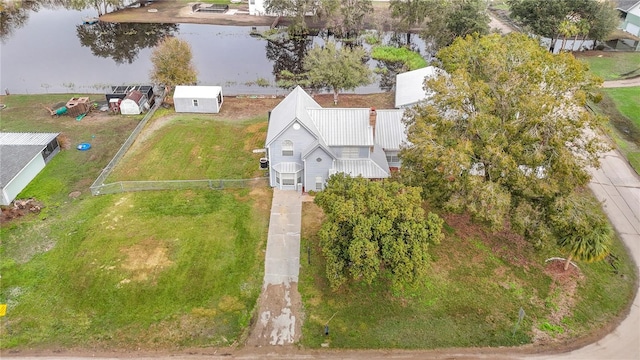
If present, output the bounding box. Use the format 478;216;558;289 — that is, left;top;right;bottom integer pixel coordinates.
298;202;637;349
109;114;268;181
577;52;640;80
0;95;271;350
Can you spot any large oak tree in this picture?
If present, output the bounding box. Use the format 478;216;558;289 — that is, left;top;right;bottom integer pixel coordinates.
400;33;608;247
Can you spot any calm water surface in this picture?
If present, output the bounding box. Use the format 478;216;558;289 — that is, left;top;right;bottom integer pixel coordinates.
0;7;425;95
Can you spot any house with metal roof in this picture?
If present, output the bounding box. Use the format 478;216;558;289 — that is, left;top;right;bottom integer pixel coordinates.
394;66;443;109
616;0;640;36
265;87;407;191
0;132;60;205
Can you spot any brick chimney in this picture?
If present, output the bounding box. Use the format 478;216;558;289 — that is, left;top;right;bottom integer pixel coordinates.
369;107;377;136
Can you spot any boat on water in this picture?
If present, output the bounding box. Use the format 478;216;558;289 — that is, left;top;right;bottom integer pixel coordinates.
82;16;99;25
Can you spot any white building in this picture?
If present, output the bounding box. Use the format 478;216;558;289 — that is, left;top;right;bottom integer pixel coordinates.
0;133;60;205
173;86;224;114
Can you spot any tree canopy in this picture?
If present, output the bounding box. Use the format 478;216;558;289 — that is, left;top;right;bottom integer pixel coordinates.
508;0;619;44
265;0;322;35
150;36;198;89
314;174;444;291
420;0;490;50
322;0;373;38
288;41;373;104
400;33;608;246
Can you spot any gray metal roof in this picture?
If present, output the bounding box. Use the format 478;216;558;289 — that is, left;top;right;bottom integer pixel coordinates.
307;108;374;146
273;162;303;173
616;0;640;11
301;140;336;160
266;86;322;146
0;132;59;145
375;110;407;150
395;66;441;108
331;145;390;179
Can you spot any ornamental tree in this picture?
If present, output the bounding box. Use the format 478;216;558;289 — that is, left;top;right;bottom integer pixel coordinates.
314;174;443;292
150;36;197;89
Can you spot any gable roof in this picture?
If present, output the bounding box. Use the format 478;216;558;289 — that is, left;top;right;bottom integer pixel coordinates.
616;0;640;11
265;86;322;146
0;132;59;187
123;90;144;103
395;66;442;108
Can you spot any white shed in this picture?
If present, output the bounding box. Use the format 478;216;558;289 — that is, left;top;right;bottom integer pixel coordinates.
0;132;60;205
120;90;148;115
173;86;224;113
394;66;442;108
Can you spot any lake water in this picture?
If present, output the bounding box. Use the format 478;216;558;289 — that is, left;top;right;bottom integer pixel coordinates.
0;6;428;95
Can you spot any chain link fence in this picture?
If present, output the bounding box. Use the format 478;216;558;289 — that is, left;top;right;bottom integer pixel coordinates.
89;89;270;196
91;177;269;195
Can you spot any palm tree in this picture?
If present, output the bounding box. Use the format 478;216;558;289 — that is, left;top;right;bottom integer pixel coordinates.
550;193;612;271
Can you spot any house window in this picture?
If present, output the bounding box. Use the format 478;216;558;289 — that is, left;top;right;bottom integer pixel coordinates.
250;0;255;4
342;147;359;158
282;173;295;185
386;154;400;163
315;176;323;191
193;99;199;107
282;140;293;156
276;173;280;184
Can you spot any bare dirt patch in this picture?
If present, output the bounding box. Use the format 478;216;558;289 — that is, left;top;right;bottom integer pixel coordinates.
0;199;44;224
120;237;174;282
246;282;303;347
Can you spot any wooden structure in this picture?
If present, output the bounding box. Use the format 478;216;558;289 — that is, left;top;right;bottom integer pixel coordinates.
65;97;91;117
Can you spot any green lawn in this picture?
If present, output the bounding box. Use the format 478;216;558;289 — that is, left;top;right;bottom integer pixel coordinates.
1;189;267;348
596;87;640;172
109;115;268;181
577;52;640;80
299;202;637;349
602;87;640;129
0;95;271;350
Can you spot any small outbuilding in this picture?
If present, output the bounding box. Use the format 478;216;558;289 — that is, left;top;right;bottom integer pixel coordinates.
120;90;148;115
394;66;442;109
0;132;60;205
173;86;223;114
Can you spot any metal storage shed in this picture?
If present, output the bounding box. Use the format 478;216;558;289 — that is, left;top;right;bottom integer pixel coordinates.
0;132;60;205
173;86;224;113
394;66;441;109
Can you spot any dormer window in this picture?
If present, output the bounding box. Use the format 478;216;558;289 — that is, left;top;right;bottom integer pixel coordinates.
282;140;293;156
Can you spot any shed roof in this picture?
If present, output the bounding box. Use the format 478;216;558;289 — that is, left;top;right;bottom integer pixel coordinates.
616;0;640;11
395;66;441;108
0;132;59;187
173;85;222;99
123;90;144;103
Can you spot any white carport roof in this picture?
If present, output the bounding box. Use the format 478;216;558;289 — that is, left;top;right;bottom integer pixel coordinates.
394;66;441;108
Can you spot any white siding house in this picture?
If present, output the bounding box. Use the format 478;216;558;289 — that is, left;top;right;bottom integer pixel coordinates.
0;133;60;205
265;87;407;191
173;86;224;113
